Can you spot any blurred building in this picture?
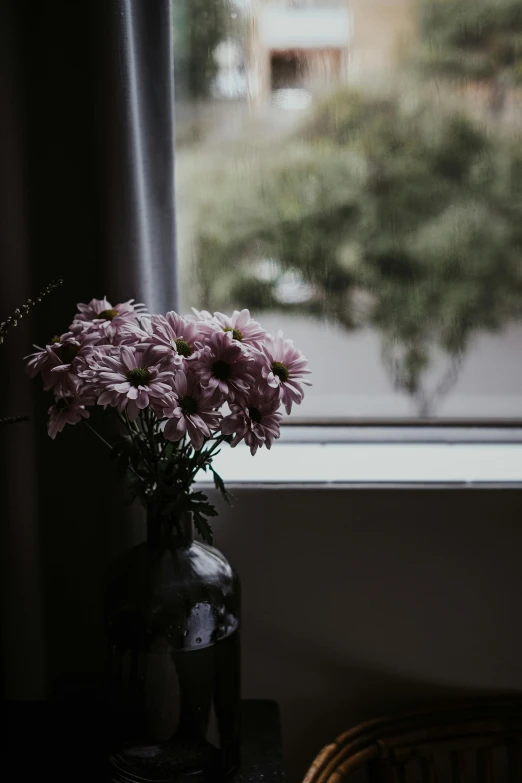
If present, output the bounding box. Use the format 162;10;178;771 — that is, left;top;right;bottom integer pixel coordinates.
248;0;415;105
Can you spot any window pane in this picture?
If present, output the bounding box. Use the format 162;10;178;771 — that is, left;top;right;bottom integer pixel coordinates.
173;0;522;421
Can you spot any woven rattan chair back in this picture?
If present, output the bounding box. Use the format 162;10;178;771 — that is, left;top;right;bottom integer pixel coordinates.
303;698;522;783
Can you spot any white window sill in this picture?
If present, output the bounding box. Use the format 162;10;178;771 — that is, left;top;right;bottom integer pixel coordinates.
197;437;522;486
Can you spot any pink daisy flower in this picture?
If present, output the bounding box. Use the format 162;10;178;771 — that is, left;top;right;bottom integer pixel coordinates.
91;346;174;420
162;370;221;451
25;331;98;396
192;330;255;402
76;344;118;392
257;332;311;414
47;395;90;439
26;342;60;387
109;317;153;347
140;311;204;362
221;387;282;455
190;307;267;347
189;308;214;323
70;297;147;342
207;309;268;347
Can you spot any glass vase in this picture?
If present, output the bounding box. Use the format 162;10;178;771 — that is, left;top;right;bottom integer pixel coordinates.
103;512;241;783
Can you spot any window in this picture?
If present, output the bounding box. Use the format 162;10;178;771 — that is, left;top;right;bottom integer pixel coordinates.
173;0;522;424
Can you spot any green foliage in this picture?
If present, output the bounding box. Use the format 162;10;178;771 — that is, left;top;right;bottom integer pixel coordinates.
166;490;219;545
190;88;522;409
173;0;231;99
418;0;522;95
108;412;231;544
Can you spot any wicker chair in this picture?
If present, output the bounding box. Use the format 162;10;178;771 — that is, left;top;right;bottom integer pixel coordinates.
303;697;522;783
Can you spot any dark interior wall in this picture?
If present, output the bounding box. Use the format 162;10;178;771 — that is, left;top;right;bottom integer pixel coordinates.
210;487;522;783
1;470;521;777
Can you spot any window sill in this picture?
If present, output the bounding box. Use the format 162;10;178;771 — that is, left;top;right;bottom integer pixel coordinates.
197;438;522;486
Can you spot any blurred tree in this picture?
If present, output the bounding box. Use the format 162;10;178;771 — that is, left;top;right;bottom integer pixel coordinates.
418;0;522;116
173;0;231;100
190;89;522;414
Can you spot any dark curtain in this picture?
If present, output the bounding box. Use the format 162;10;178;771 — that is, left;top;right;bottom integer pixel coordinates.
0;0;178;699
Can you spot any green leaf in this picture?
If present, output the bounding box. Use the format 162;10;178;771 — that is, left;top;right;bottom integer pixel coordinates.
193;511;214;545
211;468;233;505
162;442;176;461
179;489;220;544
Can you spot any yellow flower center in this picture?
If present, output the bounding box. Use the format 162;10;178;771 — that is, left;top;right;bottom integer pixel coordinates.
175;339;192;357
58;343;80;364
126;368;152;387
224;326;243;341
271;361;289;383
212;360;231;381
248;407;262;423
180;395;198;415
98;308;118;320
56;397;73;411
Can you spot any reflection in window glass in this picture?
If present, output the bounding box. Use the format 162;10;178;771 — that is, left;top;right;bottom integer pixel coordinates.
173;0;522;420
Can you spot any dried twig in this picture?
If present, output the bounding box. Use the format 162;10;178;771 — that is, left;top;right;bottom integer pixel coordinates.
0;415;29;426
0;278;63;345
1;277;63;427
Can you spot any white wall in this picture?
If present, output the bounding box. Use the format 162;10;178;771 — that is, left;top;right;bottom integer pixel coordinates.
211;487;522;782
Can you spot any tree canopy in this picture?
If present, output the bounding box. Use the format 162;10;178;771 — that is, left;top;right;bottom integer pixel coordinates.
418;0;522;113
189;88;522;412
173;0;231;100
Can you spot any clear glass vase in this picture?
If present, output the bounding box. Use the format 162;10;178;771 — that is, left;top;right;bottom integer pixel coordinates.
103;512;241;783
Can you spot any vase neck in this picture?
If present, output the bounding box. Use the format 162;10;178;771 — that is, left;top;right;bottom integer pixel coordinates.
146;512;194;550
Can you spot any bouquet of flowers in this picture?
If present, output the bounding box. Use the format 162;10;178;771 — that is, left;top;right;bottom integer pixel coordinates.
26;297;310;542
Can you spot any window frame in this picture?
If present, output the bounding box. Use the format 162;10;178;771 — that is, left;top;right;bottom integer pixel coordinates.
279;421;522;443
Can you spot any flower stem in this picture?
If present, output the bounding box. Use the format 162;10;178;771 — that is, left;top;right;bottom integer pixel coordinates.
190;434;227;482
84;421;113;450
124;411;156;478
144;409;159;460
111;411;148;481
159;438;170;459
